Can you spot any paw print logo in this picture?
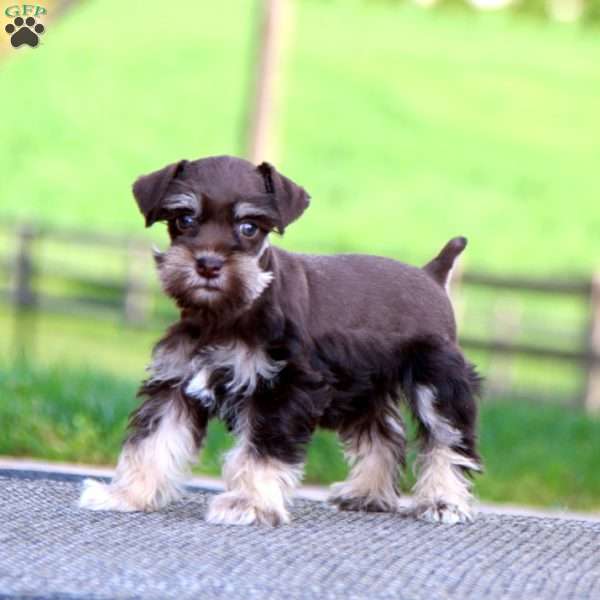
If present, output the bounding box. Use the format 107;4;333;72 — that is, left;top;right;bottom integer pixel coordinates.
5;16;45;48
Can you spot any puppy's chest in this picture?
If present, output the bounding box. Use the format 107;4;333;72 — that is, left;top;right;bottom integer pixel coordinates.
150;339;282;414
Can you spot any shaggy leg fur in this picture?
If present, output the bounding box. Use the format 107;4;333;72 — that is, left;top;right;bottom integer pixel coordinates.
404;342;481;524
206;432;303;526
206;357;320;526
329;401;405;512
79;391;207;512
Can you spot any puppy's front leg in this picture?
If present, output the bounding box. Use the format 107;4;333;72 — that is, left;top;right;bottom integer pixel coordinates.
206;434;303;526
207;373;317;526
79;386;207;512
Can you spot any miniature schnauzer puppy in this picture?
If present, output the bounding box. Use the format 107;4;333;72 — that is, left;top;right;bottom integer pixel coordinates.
79;155;481;525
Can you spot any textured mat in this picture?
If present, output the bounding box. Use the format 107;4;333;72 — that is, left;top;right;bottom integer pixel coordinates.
1;469;599;600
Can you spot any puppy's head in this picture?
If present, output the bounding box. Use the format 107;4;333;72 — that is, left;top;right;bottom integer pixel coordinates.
132;155;310;312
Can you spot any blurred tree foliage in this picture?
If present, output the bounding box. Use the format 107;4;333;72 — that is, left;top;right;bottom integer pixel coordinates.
510;0;551;20
583;0;600;22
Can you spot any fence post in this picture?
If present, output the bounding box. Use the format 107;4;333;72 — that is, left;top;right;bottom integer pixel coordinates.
245;0;291;163
124;242;151;325
13;224;38;359
584;272;600;415
487;300;522;398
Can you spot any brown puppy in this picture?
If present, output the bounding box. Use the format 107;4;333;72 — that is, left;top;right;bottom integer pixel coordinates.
79;156;481;525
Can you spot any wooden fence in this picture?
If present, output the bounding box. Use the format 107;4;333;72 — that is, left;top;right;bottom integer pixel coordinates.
456;269;600;413
1;222;599;414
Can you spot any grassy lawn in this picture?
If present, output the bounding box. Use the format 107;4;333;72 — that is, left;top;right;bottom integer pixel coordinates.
0;0;598;275
2;359;600;511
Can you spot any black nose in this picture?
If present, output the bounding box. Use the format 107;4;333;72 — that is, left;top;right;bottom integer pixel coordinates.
196;256;224;279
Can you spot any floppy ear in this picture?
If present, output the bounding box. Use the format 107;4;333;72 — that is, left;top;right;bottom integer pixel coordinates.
257;162;310;233
132;160;188;227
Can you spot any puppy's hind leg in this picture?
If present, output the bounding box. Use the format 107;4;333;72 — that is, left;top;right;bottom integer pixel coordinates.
79;386;207;512
328;399;405;513
404;339;482;524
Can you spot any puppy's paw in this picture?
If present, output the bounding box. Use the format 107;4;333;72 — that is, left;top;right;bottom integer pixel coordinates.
206;492;289;526
78;478;139;512
328;483;400;513
410;501;474;524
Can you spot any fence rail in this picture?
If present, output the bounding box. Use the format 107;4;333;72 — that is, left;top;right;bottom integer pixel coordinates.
1;222;599;413
462;271;592;296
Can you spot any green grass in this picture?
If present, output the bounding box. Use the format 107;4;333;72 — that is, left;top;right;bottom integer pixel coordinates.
0;308;159;378
2;360;600;511
476;401;600;509
0;0;599;275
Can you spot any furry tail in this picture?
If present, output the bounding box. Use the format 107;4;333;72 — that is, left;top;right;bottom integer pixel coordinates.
423;236;467;291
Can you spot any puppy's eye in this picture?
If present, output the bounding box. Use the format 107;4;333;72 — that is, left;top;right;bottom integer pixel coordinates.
175;215;196;231
238;221;259;238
